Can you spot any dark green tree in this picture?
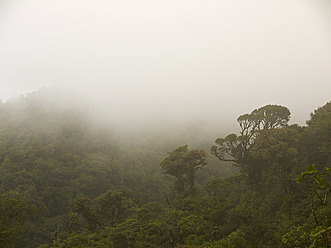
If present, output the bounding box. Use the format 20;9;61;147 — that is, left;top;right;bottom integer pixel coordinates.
160;145;207;197
297;164;331;247
69;197;99;232
303;101;331;168
0;192;34;247
95;189;133;227
211;104;291;165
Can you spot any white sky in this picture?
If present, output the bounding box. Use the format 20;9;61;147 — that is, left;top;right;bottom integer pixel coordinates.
0;0;331;128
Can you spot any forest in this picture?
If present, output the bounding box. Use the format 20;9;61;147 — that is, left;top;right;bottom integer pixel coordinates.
0;90;330;248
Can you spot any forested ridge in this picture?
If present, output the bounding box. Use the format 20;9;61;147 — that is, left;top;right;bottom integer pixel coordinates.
0;90;330;247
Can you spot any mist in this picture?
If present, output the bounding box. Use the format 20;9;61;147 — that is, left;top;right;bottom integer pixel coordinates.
2;2;331;246
1;0;331;134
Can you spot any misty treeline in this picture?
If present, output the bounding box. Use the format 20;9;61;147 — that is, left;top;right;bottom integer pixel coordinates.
0;90;330;248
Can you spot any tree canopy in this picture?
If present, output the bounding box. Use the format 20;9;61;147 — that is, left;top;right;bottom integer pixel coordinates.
211;104;291;165
0;91;330;248
160;145;207;197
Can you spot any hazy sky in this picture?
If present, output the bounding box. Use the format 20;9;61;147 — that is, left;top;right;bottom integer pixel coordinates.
1;0;331;128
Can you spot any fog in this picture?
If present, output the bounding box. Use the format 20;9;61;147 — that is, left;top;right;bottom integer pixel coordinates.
1;0;331;134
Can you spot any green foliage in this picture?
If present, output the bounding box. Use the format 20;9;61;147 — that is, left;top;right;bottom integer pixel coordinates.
0;192;35;247
250;104;291;129
281;225;312;248
211;104;291;167
161;145;207;197
296;164;331;247
0;91;187;246
215;229;249;248
53;231;112;248
303;101;331;169
1;91;331;248
69;189;134;233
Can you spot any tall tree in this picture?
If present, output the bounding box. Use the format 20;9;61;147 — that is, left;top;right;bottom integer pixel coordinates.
211;104;291;165
303;101;331;168
160;145;207;197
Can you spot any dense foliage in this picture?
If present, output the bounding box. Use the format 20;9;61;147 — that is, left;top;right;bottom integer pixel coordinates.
0;91;330;247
